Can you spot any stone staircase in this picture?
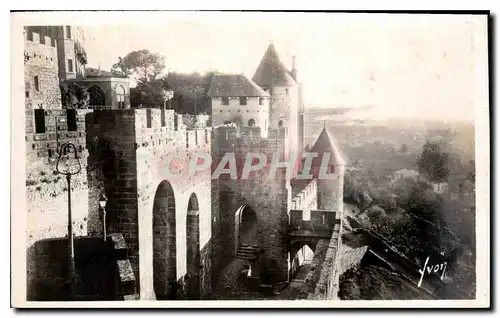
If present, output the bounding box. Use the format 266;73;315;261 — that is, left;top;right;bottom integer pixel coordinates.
236;244;259;260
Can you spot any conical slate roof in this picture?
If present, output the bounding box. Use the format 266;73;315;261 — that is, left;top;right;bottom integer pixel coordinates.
252;43;297;87
310;126;345;166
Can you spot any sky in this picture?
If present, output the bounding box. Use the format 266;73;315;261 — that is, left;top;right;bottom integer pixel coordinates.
82;12;488;121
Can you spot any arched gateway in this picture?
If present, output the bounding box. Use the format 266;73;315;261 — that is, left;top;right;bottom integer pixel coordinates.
152;181;177;299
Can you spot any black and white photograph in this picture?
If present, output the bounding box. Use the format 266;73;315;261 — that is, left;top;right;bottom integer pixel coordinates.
10;11;490;308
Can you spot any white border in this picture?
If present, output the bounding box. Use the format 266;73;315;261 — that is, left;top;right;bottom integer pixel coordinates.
8;9;491;310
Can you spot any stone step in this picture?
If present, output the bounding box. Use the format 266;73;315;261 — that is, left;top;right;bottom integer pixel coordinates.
237;248;257;254
240;246;257;251
236;253;256;260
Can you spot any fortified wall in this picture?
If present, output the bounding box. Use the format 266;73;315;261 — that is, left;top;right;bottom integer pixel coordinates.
24;31;61;109
86;108;212;300
25;108;100;300
210;124;293;282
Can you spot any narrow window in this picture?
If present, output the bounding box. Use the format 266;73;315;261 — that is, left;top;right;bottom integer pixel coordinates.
239;97;247;106
25;91;30;98
68;59;73;72
146;109;152;128
222;97;229;105
66;26;72;39
259;97;264;105
34;76;39;91
285;88;289;96
67;109;77;131
34;109;46;133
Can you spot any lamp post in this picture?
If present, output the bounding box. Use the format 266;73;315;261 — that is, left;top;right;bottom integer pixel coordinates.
99;194;108;242
56;142;82;301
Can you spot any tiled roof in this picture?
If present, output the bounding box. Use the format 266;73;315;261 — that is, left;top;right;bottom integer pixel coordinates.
85;67;128;78
310;127;345;165
252;43;297;87
165;72;212;98
207;74;269;97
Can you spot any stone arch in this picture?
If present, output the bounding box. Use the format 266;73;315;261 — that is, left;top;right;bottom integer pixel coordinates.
152;180;177;300
289;241;316;280
88;85;106;106
247;118;256;127
185;193;201;300
234;204;258;253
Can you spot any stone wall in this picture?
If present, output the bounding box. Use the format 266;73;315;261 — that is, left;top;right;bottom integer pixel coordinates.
211;96;270;138
25;109;97;298
24;31;61;110
210;124;292;282
26;234;137;301
290;179;317;219
269;86;300;154
86;109;213;300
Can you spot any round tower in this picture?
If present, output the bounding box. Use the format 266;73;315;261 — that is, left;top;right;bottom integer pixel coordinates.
309;125;345;215
252;43;302;155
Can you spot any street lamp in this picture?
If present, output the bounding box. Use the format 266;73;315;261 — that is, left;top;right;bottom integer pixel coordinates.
99;194;107;242
55;142;82;301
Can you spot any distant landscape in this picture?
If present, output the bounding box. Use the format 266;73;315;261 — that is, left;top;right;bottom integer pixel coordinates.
305;106;476;299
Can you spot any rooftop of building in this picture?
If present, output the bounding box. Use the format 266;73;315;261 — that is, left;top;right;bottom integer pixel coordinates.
310;126;346;166
252;43;297;87
207;74;269;97
85;67;128;78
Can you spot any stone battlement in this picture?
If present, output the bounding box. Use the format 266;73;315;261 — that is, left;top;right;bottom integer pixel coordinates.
25;108;92;161
289;209;339;233
24;33;58;69
212;125;288;155
290;179;317;211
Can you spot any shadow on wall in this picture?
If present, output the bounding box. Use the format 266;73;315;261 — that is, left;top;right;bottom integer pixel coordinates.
26;235;136;301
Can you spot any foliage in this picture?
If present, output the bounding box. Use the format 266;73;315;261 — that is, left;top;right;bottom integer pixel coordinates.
134;78;171;108
417;141;450;182
60;83;89;109
111;49;166;85
112;50;170;108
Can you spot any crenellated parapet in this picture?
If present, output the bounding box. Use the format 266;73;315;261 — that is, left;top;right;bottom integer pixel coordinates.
290;179;317;212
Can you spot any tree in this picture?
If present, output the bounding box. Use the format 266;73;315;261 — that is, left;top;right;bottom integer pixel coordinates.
417;141;450;182
112;50;169;108
60;83;89;109
111;49;166;85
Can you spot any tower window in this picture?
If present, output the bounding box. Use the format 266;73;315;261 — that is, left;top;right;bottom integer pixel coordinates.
285;88;289;96
259;98;264;105
68;59;73;72
66;26;71;39
278;120;284;128
239;97;247;106
34;76;39;91
222;97;229;105
34;109;46;134
67;109;77;131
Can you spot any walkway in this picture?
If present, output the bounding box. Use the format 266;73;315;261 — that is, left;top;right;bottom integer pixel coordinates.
212;257;312;300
